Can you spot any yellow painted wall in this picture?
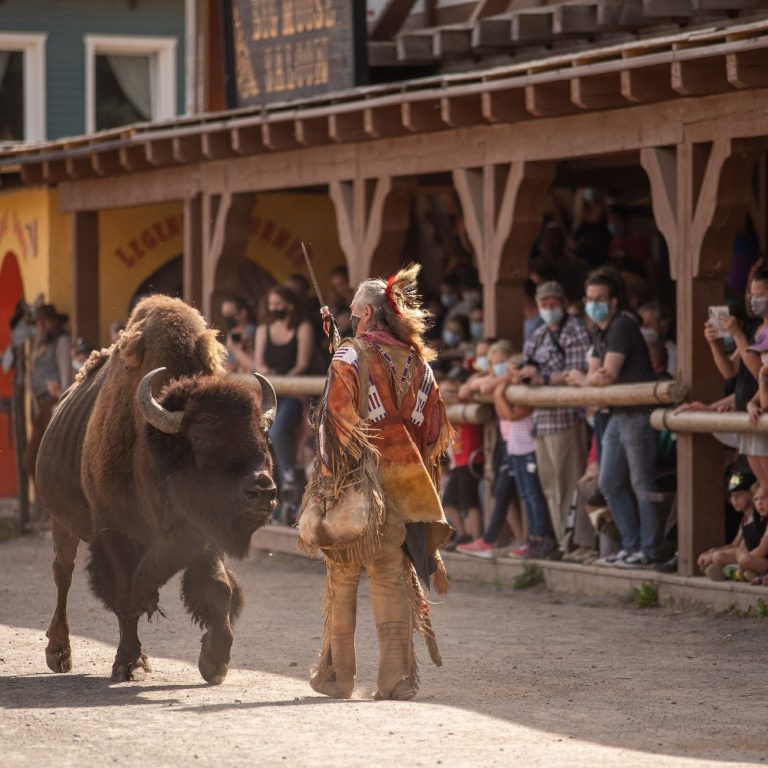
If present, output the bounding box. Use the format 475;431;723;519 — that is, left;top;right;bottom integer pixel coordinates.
0;187;73;319
98;202;184;342
245;192;344;293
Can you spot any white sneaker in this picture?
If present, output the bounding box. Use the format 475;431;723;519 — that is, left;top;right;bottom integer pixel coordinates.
594;549;628;567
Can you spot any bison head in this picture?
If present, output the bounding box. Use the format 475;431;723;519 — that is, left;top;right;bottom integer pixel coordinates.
137;368;278;558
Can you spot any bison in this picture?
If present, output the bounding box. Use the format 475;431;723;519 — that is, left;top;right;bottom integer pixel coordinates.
36;296;278;684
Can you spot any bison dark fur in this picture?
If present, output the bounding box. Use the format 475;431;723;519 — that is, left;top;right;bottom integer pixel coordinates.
36;295;277;684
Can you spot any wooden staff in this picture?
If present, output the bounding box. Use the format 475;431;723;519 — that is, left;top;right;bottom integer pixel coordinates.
651;408;768;434
233;374;327;397
475;380;688;408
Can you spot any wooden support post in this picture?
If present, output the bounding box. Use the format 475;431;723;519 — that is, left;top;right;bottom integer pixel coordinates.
649;138;761;576
183;194;203;309
201;191;232;319
453;161;555;345
71;211;100;343
329;177;412;287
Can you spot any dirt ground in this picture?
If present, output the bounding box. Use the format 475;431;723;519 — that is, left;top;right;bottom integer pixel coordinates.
1;532;767;768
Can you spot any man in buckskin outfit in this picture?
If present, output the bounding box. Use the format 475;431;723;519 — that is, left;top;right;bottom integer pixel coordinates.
299;264;453;701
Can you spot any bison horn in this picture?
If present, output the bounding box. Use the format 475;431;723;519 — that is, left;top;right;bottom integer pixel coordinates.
253;373;277;427
136;367;184;435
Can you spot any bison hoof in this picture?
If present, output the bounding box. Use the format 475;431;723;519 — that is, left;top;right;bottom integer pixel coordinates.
111;652;152;682
45;645;72;673
198;631;230;685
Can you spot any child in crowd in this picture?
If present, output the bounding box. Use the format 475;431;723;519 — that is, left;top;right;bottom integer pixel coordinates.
697;471;764;581
440;376;485;550
737;484;768;582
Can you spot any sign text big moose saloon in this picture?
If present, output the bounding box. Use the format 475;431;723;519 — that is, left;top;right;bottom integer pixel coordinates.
226;0;367;106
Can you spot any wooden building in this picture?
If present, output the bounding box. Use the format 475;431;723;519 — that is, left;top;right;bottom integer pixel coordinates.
4;0;768;573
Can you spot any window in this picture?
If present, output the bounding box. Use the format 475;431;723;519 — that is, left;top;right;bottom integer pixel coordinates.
84;35;177;132
0;33;46;144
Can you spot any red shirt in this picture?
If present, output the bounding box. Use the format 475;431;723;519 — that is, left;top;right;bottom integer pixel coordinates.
452;423;483;468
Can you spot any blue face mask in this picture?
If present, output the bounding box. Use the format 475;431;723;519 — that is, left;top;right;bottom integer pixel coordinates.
539;307;564;326
441;293;459;309
470;321;484;341
475;355;488;373
493;362;508;377
442;329;460;347
585;301;610;324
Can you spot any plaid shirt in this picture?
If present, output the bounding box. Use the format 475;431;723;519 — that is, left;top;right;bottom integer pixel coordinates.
522;315;591;437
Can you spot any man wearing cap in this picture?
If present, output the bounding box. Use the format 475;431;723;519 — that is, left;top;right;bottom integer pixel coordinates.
511;281;591;555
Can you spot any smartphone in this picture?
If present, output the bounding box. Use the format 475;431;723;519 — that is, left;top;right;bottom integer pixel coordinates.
707;305;730;339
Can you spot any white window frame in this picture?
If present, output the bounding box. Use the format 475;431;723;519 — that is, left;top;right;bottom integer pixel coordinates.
0;32;47;143
84;34;177;133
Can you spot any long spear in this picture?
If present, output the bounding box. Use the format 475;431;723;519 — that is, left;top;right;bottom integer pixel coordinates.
301;242;341;353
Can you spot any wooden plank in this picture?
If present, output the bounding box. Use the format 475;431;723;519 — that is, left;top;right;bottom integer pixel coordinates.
726;49;768;88
598;0;644;29
119;145;152;172
511;10;554;45
672;56;730;96
620;63;676;102
230;125;263;155
571;72;626;110
201;131;234;160
367;41;399;67
525;80;576;117
363;105;408;138
329;112;370;143
295;116;331;147
643;0;693;17
145;139;175;166
441;94;484;128
172;135;204;164
42;159;68;183
64;156;93;180
401;100;445;132
640;146;679;279
472;17;513;50
183;194;203;309
90;151;123;176
481;88;528;123
20;163;45;185
397;31;439;62
692;0;763;8
434;26;473;58
369;0;419;41
261;121;298;151
553;3;598;36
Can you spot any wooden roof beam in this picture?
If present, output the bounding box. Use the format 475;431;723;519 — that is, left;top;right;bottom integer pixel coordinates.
329;112;368;143
692;0;763;9
172;135;204;163
369;0;419;41
621;64;676;102
642;0;693;18
201;131;234;160
472;17;513;51
481;88;528;123
145;139;175;166
441;94;484;128
20;163;45;185
571;72;626;110
261;121;298;151
525;80;577;117
672;56;730;96
553;3;598;37
598;0;644;30
91;151;123;176
230;126;263;155
727;49;768;89
434;27;473;58
42;159;68;183
401;100;444;132
511;10;554;45
65;155;94;180
295;116;330;147
397;32;438;63
119;145;152;172
363;105;408;139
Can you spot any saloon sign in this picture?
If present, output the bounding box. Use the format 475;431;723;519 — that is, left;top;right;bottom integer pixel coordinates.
226;0;367;107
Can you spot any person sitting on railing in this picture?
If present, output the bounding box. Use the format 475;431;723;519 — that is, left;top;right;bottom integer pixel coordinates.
564;268;663;568
253;285;314;523
708;269;768;487
510;280;591;558
698;471;761;581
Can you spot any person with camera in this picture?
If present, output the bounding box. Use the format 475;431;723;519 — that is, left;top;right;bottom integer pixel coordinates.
511;281;591;553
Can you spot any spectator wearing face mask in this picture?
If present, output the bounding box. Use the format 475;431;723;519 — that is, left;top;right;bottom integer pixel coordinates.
221;296;256;373
511;282;591;553
707;269;768;488
469;305;484;344
565;269;663;568
438;314;472;371
638;301;676;378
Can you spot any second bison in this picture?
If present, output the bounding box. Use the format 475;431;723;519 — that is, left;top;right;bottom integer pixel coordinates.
36;295;278;684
